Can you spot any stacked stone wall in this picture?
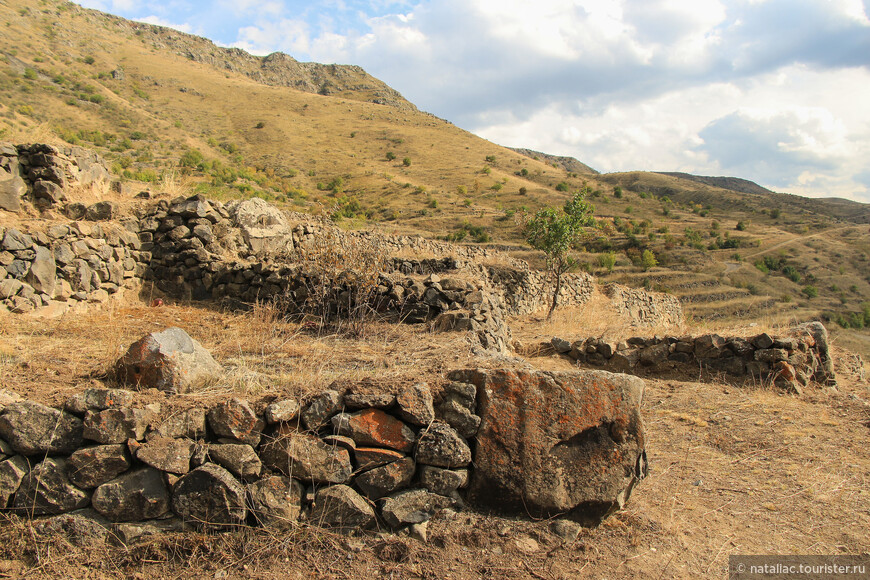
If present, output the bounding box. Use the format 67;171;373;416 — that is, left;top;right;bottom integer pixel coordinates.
0;142;111;212
0;222;147;314
549;321;835;392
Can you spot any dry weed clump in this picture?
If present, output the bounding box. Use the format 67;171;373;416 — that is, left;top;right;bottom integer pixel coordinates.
292;228;392;338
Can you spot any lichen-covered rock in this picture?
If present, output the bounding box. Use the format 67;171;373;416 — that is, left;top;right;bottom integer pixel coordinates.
148;407;207;440
309;484;374;530
83;407;152;444
247;476;304;529
0;456;29;507
207;443;261;481
301;390;342;430
135;437;194;474
226;197;294;254
343;392;395;409
32;509;112;546
171;463;247;529
437;398;480;438
260;433;352;484
0;401;83;456
418;465;468;496
264;398;299;424
14;458;90;516
354;457;415;500
379;489;456;528
331;408;415;452
395;383;435;426
114;327;222;393
67;444;131;489
415;422;471;468
451;368;647;524
207;398;263;446
65;388;135;416
353;447;406;471
91;467;170;522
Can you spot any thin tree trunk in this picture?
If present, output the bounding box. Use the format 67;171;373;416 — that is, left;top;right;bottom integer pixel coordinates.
547;270;562;320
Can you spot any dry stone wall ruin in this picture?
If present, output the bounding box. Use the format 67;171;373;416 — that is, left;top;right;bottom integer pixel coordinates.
549;321;836;393
0;142;680;354
0;337;648;539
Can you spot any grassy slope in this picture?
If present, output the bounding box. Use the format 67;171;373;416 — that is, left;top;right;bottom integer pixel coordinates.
1;0;869;351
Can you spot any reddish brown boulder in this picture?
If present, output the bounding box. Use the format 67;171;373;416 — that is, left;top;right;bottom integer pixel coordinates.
449;368;647;524
114;327;222;394
331;409;415;452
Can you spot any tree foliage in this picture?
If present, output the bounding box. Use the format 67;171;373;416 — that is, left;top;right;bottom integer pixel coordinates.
525;189;595;319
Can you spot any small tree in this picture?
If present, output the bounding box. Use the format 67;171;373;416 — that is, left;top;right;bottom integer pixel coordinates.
525;189;595;319
641;249;657;270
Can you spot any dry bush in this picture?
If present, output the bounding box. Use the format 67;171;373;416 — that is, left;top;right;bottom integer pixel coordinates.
292;228;391;338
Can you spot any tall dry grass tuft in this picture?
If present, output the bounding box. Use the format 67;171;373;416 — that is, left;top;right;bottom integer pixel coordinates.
292;228;391;339
157;170;192;199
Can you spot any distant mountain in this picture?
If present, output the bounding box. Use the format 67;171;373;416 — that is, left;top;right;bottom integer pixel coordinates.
510;148;598;175
656;172;773;196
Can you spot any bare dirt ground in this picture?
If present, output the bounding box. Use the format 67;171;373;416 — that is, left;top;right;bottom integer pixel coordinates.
0;300;868;579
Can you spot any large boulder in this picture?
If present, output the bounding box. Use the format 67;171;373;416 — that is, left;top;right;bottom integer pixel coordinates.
114;327;222;393
450;368;647;524
793;321;836;386
226;198;294;254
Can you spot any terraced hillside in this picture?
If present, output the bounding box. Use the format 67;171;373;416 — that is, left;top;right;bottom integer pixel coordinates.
0;0;868;353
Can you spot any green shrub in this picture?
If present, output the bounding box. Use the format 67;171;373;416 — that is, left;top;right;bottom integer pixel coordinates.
596;252;616;272
23;68;37;80
736;221;747;231
179;149;203;168
802;285;818;299
402;157;411;167
385;151;396;161
641;249;657;270
781;265;801;283
555;182;569;192
518;187;527;195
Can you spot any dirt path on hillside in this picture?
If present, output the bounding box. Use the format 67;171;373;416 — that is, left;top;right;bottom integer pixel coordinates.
742;224;865;260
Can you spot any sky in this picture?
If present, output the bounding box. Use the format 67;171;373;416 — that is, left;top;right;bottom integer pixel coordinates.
74;0;870;203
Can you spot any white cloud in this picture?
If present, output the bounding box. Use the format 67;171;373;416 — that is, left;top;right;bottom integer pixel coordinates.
135;15;193;34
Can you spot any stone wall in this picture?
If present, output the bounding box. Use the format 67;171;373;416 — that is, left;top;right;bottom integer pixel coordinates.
602;283;684;329
2;175;679;352
549;321;836;393
0;222;146;314
0;142;111;212
0;363;646;539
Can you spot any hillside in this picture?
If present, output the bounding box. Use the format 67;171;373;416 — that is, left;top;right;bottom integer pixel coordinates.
0;0;868;353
